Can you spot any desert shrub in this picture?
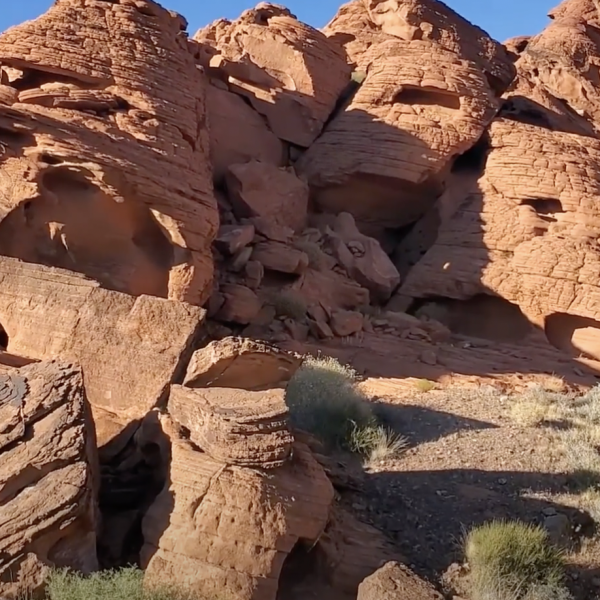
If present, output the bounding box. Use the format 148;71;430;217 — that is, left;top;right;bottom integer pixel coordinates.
285;356;374;450
45;567;196;600
414;378;436;393
270;290;307;321
465;521;568;600
510;385;600;496
350;423;408;463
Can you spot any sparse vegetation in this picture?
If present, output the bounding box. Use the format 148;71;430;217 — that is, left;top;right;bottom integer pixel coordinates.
350;423;408;463
465;521;570;600
44;567;197;600
270;290;307;321
285;355;405;461
510;384;600;499
415;378;436;393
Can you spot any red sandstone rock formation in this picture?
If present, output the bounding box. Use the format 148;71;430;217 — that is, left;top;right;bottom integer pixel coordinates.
0;0;218;306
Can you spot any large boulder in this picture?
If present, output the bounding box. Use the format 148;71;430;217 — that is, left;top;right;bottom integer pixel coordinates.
0;256;204;456
0;360;98;597
225;161;309;232
184;336;302;390
0;0;218;305
194;3;352;147
139;410;334;600
207;85;286;182
298;0;515;230
168;385;293;468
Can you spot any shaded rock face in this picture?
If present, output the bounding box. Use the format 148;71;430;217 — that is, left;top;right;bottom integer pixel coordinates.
0;0;218;306
396;0;600;361
0;360;98;598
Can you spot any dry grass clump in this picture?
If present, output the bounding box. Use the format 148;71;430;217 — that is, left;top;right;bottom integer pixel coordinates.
44;568;198;600
285;356;405;461
465;521;570;600
350;424;408;464
270;290;307;321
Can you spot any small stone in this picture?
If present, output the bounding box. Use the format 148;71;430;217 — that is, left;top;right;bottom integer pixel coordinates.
543;513;571;548
244;260;264;289
420;350;437;365
214;224;255;255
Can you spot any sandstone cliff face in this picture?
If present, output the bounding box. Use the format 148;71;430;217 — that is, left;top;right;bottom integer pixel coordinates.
0;0;218;306
298;0;515;231
4;0;600;598
396;0;600;361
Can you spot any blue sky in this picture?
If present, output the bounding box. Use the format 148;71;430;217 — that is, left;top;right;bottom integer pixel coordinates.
0;0;555;43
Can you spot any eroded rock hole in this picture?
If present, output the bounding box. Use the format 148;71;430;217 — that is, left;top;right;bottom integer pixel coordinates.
545;313;600;361
500;98;554;129
484;71;509;96
0;324;9;351
515;39;530;53
39;153;63;166
412;294;534;343
393;86;461;110
0;166;174;297
520;197;564;215
451;134;491;174
9;67;100;92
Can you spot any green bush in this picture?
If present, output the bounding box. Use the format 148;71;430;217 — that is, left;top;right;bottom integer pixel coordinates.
285;356;407;461
45;568;194;600
285;356;372;449
465;521;568;600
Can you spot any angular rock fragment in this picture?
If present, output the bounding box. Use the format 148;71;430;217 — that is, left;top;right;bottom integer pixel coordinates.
327;213;400;301
217;283;262;324
169;385;293;468
226;161;309;232
0;360;98;598
140;412;334;600
207;85;286;182
184;336;302;390
0;0;218;305
195;3;352;147
252;241;309;274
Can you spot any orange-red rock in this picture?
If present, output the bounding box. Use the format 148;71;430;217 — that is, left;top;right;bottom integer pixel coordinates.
299;0;515;230
207;85;286;182
226;161;309;232
195;3;352;147
0;0;218;306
